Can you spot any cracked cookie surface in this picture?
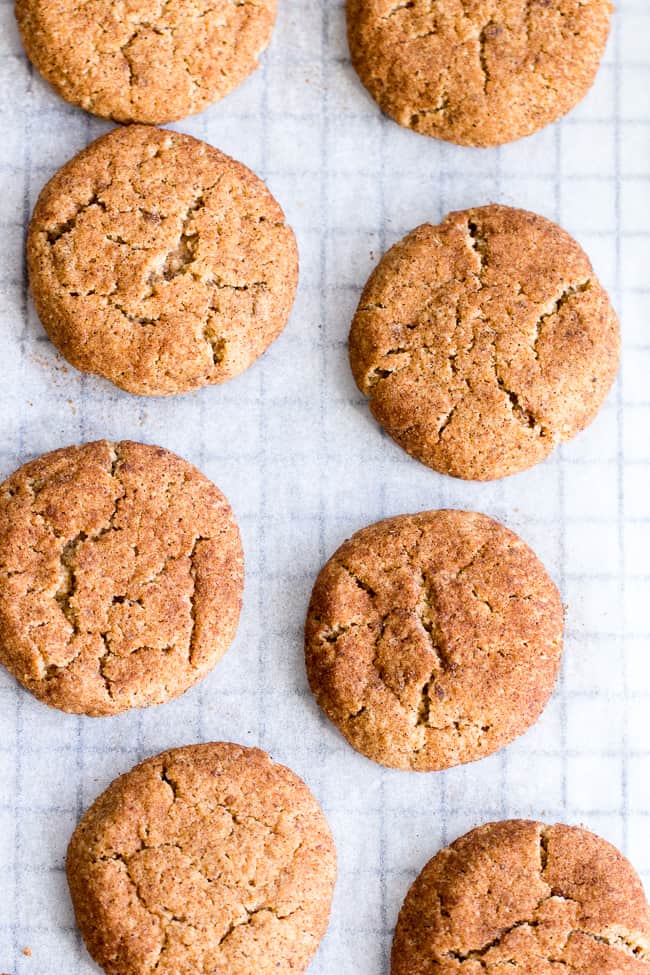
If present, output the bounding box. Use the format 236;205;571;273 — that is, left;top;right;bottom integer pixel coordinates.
305;509;563;771
67;742;337;975
0;440;243;716
349;205;619;481
392;819;650;974
16;0;277;123
347;0;612;146
27;124;298;396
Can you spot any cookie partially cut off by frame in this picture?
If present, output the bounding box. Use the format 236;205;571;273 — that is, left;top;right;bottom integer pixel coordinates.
305;509;563;771
16;0;278;124
0;440;243;716
347;0;613;147
392;819;650;974
66;742;337;975
27;124;298;396
349;204;620;481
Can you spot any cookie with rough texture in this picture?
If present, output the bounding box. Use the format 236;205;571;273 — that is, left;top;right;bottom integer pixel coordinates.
28;124;298;396
67;742;337;975
350;205;620;481
305;509;563;771
16;0;277;124
392;819;650;974
347;0;613;147
0;440;243;716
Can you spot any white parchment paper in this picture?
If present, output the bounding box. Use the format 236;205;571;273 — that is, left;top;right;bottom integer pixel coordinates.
0;1;649;972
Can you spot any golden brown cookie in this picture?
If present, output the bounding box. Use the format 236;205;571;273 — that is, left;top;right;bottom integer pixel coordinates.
16;0;277;124
392;820;650;974
347;0;613;147
27;124;298;397
0;440;243;716
67;742;337;975
350;205;620;481
305;509;563;771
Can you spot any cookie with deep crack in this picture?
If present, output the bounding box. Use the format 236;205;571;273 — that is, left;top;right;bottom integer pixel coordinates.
67;742;337;975
349;204;620;481
27;124;298;396
347;0;613;147
305;509;563;771
392;820;650;974
0;440;243;716
16;0;277;124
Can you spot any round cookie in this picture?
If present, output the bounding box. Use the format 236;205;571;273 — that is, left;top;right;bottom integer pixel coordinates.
392;820;650;974
67;742;337;975
27;124;298;396
350;205;620;481
0;440;243;716
16;0;277;124
347;0;613;147
305;509;563;771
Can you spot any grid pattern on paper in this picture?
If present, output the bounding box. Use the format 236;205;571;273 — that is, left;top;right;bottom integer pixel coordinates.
0;2;649;972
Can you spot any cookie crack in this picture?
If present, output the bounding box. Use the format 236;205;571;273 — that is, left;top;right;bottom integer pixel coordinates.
416;674;437;727
539;826;550;872
444;919;536;963
203;325;227;366
532;279;591;361
188;535;209;666
415;570;446;668
446;920;650;968
478;21;496;94
380;0;415;20
41;450;214;699
98;633;115;699
93;773;307;968
162;783;290;839
409;94;449;127
336;562;378;598
120;20;167;88
109;296;161;326
38;446;125;685
466;218;488;280
489;328;549;438
216;905;300;950
455;538;492;580
440;889;560;965
436;403;458;440
572;929;649;962
318;620;369;644
415;716;494;750
497;374;547;435
156;192;205;284
96;527;211;694
45;191;108;245
54;532;88;633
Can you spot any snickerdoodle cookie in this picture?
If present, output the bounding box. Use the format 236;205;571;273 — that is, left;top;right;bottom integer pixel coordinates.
67;742;337;975
27;125;298;396
350;205;619;481
347;0;613;146
392;820;650;974
305;509;563;771
16;0;277;124
0;440;243;716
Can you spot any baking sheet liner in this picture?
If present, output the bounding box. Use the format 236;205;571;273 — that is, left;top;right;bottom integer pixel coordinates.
0;1;649;971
